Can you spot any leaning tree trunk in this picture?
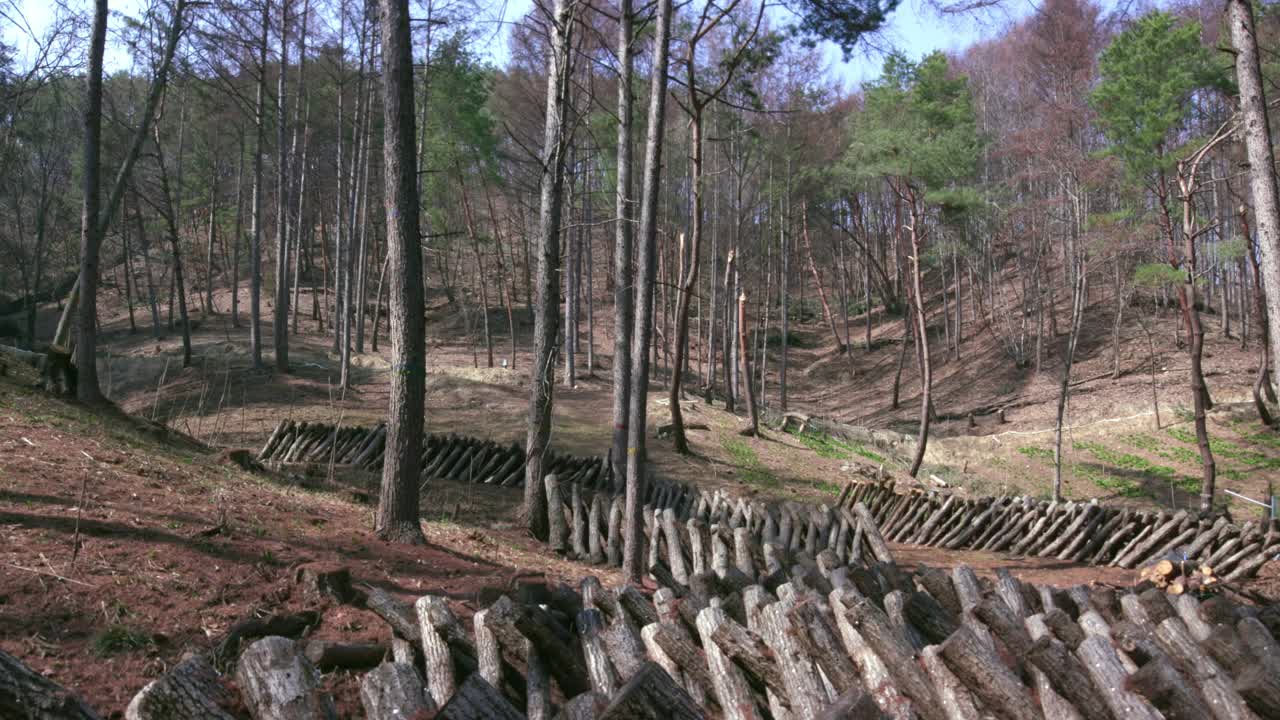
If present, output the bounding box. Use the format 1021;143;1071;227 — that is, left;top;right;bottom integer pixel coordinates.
1228;0;1280;402
375;0;426;544
523;0;574;541
623;0;671;583
800;200;846;354
906;192;932;478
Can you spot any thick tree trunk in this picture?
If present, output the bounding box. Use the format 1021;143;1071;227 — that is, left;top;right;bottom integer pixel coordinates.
375;0;426;544
523;0;574;541
623;0;671;582
1228;0;1280;401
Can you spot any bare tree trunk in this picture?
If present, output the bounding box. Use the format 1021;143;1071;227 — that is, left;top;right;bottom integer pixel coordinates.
249;0;268;369
906;190;932;478
1240;206;1276;425
610;0;633;487
458;167;493;368
68;0;109;401
273;0;291;373
800;200;846;353
205;181;217;315
1053;258;1087;502
232;131;244;327
1229;0;1280;402
623;0;670;582
738;290;759;436
72;0;183;400
523;0;575;541
375;0;426;544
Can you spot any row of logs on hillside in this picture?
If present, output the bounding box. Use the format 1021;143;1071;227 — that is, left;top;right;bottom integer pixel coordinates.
845;479;1279;583
256;421;1277;582
99;494;1280;720
541;472;897;584
257;420;614;490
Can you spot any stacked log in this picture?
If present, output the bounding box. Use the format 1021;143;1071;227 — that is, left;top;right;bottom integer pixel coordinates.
256;421;1278;583
112;510;1280;720
256;420;614;491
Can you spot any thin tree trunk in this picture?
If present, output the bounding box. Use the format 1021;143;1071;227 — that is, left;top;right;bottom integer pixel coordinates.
738;290;759;436
623;0;670;582
906;190;932;478
205;181;217;315
1053;259;1087;502
249;0;268;368
523;0;575;541
610;0;634;489
800;200;846;353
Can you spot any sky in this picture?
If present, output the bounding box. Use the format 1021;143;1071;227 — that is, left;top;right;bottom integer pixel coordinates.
2;0;1037;88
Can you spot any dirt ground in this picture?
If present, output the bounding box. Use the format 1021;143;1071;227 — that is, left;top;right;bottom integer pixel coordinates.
3;258;1279;713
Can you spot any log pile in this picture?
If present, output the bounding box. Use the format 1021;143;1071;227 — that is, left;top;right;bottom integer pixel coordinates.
96;496;1280;720
256;420;614;490
256;421;1278;583
837;480;1279;583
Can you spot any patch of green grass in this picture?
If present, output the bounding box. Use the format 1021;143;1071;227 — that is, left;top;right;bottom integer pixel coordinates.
1124;434;1162;453
722;438;779;489
814;480;842;496
1166;428;1280;469
1074;441;1178;478
92;625;151;656
791;429;885;464
1073;464;1144;497
1018;446;1054;461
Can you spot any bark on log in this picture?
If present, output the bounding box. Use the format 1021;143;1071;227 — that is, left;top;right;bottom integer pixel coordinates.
840;591;947;720
358;662;434;719
435;674;526;720
302;641;387;672
919;645;981;720
597;661;706;720
415;595;458;707
235;636;337;720
1074;634;1163;720
695;606;765;720
125;655;234;720
938;625;1039;720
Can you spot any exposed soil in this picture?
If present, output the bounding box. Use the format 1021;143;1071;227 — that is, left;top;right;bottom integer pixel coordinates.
3;250;1279;714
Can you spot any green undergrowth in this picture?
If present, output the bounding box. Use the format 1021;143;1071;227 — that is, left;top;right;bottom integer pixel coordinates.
791;428;885;464
1166;427;1280;470
92;625;152;656
722;438;779;489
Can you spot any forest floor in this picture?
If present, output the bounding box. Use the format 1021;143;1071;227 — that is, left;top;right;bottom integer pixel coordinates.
3;272;1280;713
